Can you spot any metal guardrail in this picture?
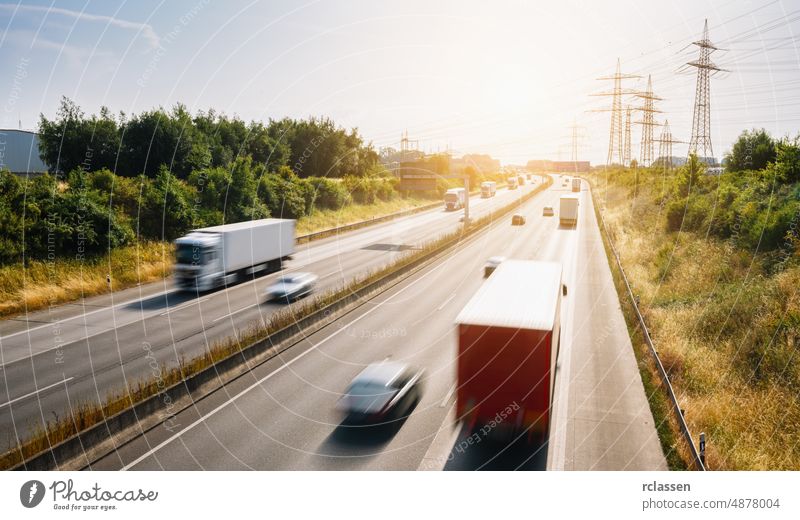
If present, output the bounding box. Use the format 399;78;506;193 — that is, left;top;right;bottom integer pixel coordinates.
296;199;442;244
591;184;706;471
296;183;509;244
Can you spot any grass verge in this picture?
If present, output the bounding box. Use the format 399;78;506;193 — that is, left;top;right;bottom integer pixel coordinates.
0;196;441;319
589;170;800;470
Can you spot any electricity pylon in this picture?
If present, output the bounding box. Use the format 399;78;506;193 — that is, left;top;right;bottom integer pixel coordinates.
623;105;633;167
568;119;587;162
591;58;640;166
634;75;663;167
686;19;726;163
654;119;684;172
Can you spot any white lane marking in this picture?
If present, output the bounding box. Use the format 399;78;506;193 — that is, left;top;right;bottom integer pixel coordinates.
321;271;341;279
417;402;461;471
549;184;584;471
0;376;74;409
439;383;456;408
436;293;457;311
0;289;172;342
121;242;453;470
212;303;260;323
158;296;211;317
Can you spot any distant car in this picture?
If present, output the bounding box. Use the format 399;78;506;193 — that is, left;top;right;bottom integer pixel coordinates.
511;214;526;225
483;256;506;278
265;272;318;302
337;362;424;424
543;206;554;216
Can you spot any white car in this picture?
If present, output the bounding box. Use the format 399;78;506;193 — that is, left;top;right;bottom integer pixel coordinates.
265;272;318;302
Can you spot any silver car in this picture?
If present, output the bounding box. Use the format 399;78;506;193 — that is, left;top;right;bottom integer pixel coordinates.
337;362;424;424
265;272;318;302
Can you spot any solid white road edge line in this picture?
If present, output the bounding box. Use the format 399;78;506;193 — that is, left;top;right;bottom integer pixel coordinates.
0;376;74;409
121;241;457;470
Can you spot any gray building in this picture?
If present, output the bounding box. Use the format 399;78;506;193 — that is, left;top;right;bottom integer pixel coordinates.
0;129;49;176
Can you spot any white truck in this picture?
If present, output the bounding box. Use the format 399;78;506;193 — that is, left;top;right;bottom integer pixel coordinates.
572;178;581;192
444;187;467;211
173;219;296;292
559;195;579;227
480;181;497;198
507;176;518;190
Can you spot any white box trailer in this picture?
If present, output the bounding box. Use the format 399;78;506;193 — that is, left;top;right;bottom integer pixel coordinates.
559;195;579;227
174;218;296;291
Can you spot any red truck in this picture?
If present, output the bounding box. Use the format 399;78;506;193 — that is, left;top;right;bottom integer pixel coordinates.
455;260;562;441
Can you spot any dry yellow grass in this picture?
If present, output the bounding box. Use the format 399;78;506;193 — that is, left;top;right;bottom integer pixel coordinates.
0;196;438;318
0;242;172;318
295;195;435;235
594;171;800;470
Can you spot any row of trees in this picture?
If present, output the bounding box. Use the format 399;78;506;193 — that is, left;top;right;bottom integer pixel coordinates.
38;98;381;180
0;160;399;264
663;129;800;257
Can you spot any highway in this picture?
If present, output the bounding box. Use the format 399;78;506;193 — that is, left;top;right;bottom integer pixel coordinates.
85;176;667;470
0;181;539;442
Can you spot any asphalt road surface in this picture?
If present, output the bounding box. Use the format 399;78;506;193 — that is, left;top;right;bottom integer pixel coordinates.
0;181;538;442
82;176;667;470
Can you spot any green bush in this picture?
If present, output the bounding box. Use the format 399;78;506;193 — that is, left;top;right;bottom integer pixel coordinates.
305;177;350;210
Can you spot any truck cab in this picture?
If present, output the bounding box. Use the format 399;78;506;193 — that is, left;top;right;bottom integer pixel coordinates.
174;232;223;292
444;188;466;211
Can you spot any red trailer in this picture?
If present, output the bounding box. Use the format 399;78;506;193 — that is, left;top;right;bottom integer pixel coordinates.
455;260;562;440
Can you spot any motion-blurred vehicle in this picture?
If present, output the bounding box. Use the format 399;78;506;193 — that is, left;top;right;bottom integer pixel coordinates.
518;175;526;186
265;272;318;302
511;214;526;225
337;362;424;423
455;260;563;441
507;176;518;190
572;178;581;192
483;256;506;278
174;219;295;292
542;206;554;216
444;187;467;211
480;181;497;198
559;195;579;227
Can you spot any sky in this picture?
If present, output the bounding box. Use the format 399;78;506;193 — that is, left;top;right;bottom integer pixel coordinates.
0;0;798;165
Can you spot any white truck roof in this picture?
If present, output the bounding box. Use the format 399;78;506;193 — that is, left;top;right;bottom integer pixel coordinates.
195;218;294;233
456;260;562;331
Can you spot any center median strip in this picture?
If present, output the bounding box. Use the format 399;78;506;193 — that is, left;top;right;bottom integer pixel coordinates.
4;176;552;471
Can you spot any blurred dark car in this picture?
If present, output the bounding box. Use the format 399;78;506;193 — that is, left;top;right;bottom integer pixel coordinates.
337;362;424;424
511;214;526;225
265;272;318;302
483;256;506;278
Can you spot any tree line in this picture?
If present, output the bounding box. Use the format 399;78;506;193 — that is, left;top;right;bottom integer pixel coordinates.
659;129;800;262
0;99;401;265
38;97;381;179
